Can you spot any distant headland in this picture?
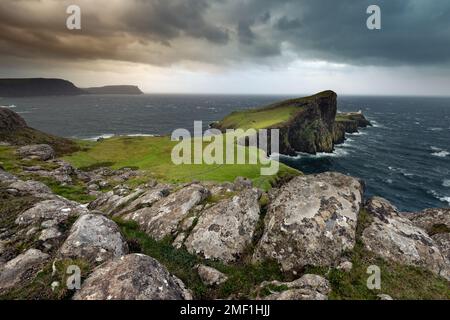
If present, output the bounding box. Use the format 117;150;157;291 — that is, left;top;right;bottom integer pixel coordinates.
0;78;143;97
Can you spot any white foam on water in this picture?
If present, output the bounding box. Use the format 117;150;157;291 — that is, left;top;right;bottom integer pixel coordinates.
429;190;450;205
83;133;157;141
432;151;450;158
443;180;450;188
1;104;16;109
429;127;444;131
430;146;449;158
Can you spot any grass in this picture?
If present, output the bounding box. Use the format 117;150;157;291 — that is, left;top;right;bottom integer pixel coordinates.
0;127;79;156
64;136;300;191
215;91;335;131
218;105;301;130
115;218;285;299
0;258;91;300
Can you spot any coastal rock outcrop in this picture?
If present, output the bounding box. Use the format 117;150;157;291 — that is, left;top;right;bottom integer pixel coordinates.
253;172;364;273
59;214;128;264
0;249;49;292
258;274;331;300
185;187;261;262
195;265;228;286
17;144;55;161
0;107;27;131
0;107;78;155
123;184;209;240
361;197;450;280
73;254;192;300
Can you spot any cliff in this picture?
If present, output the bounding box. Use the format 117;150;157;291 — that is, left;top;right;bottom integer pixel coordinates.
84;85;143;95
0;78;84;97
212;91;370;155
0;107;78;155
0;79;144;97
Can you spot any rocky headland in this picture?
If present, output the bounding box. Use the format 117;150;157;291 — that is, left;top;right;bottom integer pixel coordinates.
0;100;448;300
0;78;143;97
212;91;371;155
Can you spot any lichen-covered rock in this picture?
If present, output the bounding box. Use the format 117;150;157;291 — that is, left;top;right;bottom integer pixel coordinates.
405;208;450;235
7;180;54;198
15;198;88;226
59;214;128;264
431;233;450;263
73;254;192;300
89;184;170;216
253;172;363;273
362;197;449;280
185;188;261;262
195;265;228;286
0;249;49;292
124;184;209;240
260;274;331;300
0;169;18;184
17;144;55;161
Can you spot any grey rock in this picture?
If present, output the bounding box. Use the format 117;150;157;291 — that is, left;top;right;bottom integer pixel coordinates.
124;184;209;240
234;176;253;190
362;197;449;280
196;265;228;286
431;233;450;264
15;198;88;226
377;294;394;300
73;254;192;300
337;261;353;272
405;208;450;234
253;172;363;273
39;227;62;241
59;214;128;264
0;169;17;184
0;249;50;292
17;144;55;161
185;188;260;262
261;274;331;300
7;180;53;198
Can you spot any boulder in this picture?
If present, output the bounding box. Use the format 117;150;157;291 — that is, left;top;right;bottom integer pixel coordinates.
17;144;55;161
260;274;331;300
59;214;128;264
405;208;450;235
89;184;169;216
361;197;449;280
7;180;53;198
0;169;18;184
0;249;49;292
15;198;89;226
124;184;209;240
195;265;228;286
73;254;192;300
185;188;261;262
253;172;363;273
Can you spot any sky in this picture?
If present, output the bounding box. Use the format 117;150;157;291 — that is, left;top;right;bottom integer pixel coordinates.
1;0;450;96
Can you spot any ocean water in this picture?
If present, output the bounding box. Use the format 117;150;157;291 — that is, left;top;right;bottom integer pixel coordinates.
1;94;449;212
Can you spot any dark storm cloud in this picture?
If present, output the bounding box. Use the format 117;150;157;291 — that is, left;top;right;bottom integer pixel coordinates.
0;0;449;67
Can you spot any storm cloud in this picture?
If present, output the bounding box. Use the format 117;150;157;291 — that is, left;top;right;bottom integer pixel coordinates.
0;0;449;68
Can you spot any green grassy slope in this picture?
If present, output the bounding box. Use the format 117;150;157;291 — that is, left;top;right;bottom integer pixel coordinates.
64;136;299;190
215;91;334;130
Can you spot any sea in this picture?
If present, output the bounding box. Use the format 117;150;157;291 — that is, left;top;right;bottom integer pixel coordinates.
1;94;449;212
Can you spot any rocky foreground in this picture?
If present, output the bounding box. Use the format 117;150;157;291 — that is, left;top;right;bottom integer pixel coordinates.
0;142;449;300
